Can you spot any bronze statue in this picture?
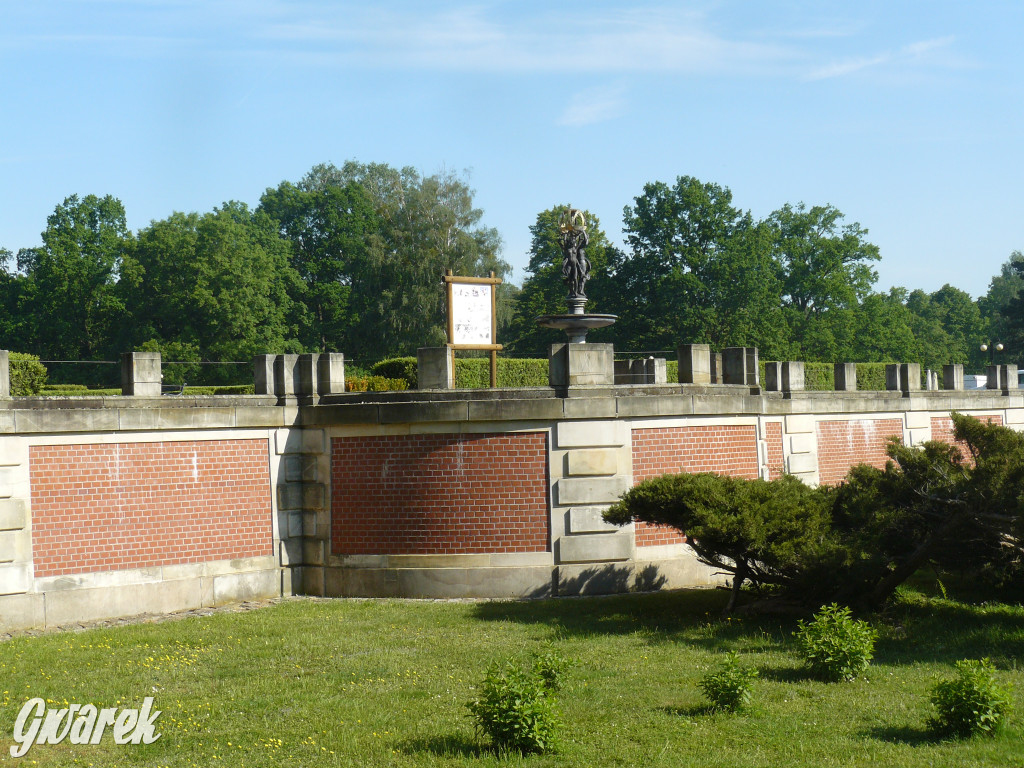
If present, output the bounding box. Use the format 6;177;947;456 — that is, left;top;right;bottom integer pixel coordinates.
558;206;590;303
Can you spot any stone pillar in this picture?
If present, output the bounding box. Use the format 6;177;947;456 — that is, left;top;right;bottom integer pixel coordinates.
647;357;667;384
925;369;939;391
317;353;346;395
677;344;711;385
0;350;8;397
782;361;804;391
885;364;901;391
834;363;857;391
253;355;276;396
764;362;782;391
121;352;161;396
417;347;454;390
710;352;723;384
1005;364;1019;391
901;363;921;392
723;347;758;386
942;364;964;391
549;343;614;387
274;354;301;400
989;364;1019;392
613;360;634;385
297;353;320;400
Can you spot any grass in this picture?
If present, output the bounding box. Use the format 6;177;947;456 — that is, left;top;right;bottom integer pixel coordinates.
0;585;1021;767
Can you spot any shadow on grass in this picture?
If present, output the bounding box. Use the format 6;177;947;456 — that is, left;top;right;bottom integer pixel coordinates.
658;703;716;718
756;664;816;684
397;733;483;758
865;724;934;746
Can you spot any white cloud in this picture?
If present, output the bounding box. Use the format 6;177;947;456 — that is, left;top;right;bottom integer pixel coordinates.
557;82;628;127
805;35;956;80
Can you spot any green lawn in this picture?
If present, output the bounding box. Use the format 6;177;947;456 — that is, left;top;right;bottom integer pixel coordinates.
0;585;1021;767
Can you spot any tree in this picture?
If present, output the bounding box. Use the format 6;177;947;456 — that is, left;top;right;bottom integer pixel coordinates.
265;162;511;361
985;252;1024;365
606;414;1024;614
504;207;617;356
609;176;785;353
123;203;301;380
16;194;132;360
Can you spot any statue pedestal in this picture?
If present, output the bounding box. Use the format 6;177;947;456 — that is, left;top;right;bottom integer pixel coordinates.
549;343;615;387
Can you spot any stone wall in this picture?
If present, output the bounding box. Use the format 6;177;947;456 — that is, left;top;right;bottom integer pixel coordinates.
2;365;1024;630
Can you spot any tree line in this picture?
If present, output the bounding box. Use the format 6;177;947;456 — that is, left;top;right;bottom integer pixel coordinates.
1;163;1022;385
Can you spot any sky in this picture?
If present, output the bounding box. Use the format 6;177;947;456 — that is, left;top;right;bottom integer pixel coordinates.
2;0;1022;299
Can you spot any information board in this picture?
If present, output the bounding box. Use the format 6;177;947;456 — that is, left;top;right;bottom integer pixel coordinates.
444;270;503;387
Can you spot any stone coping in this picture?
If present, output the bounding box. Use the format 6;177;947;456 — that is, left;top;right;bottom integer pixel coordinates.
0;386;1018;435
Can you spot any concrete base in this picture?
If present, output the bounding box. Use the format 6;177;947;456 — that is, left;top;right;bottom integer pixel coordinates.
549;343;615;387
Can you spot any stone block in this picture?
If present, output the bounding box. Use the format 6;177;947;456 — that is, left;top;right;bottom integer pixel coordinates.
317;353;346;395
905;411;931;430
277;482;325;511
943;364;964;391
562;397;616;419
0;562;30;595
901;363;921;392
678;344;711;385
253;355;276;395
0;592;44;631
785;414;816;433
394;565;555;599
764;362;782;391
1005;408;1024;425
835;363;857;391
121;352;162;397
417;347;453;390
566;448;618;476
211;569;281;605
549;343;615;387
613;360;636;385
273;354;301;398
275;428;325;455
886;364;901;391
786;453;818;474
558;532;632;563
789;433;816;454
567;506;620;534
1003;364;1019;391
649;357;667;384
781;361;804;391
711;352;724;384
0;530;29;563
556;420;622;448
283;454;318;483
297;353;320;397
0;350;8;398
556;476;630;505
723;347;759;385
0;498;26;530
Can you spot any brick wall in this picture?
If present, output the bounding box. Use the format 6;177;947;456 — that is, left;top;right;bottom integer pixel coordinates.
631;425;760;547
816;418;904;484
930;414;1003;461
331;432;550;555
29;440;273;578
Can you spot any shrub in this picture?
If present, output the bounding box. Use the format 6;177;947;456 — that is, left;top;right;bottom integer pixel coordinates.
531;649;572;692
699;652;759;712
345;376;409;392
8;352;47;395
794;604;877;682
928;658;1012;739
467;659;561;754
371;357;417;389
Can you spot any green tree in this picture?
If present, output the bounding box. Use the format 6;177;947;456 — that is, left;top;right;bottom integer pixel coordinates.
610;176;785;353
17;194;132;359
981;252;1024;366
123;203;300;380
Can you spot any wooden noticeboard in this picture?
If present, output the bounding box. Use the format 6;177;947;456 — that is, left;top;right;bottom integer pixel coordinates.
444;270;503;387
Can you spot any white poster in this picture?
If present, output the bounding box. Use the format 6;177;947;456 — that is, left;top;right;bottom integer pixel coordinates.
450;282;493;345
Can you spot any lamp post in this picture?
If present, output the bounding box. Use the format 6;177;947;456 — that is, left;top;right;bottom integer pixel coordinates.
980;341;1006;390
980;341;1004;365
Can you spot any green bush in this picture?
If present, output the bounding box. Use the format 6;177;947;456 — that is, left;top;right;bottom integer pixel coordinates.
928;658;1013;739
467;659;562;754
371;357;418;389
794;604;877;682
531;649;573;693
455;358;549;388
699;651;759;712
9;352;48;395
345;376;409;392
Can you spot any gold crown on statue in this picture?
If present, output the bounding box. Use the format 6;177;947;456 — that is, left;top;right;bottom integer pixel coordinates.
558;206;586;234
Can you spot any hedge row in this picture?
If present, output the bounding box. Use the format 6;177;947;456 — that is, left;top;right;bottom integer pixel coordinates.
9;352;48;396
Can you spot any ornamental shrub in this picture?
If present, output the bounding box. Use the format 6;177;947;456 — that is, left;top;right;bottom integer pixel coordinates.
531;649;572;692
371;357;418;388
928;658;1012;738
345;376;408;392
468;659;562;754
699;652;759;712
9;352;47;395
794;603;877;682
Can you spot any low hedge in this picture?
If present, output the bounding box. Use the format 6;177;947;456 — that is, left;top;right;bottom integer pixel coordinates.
9;352;48;395
346;376;409;392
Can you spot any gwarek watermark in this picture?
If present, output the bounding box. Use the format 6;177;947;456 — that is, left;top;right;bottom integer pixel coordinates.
8;697;161;757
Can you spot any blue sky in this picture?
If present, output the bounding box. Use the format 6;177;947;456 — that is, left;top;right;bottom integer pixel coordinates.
2;1;1022;299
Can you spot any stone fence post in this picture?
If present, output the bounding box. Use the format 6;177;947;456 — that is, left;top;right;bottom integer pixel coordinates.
121;352;162;396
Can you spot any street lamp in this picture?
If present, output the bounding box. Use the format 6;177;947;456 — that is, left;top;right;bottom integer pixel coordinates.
980;341;1004;365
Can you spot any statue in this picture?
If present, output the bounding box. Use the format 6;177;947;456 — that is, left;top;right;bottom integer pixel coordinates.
559;206;590;303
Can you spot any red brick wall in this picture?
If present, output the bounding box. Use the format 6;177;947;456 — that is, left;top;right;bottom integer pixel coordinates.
30;440;273;578
765;421;784;480
331;432;549;555
631;425;760;547
816;419;904;484
930;414;1003;461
